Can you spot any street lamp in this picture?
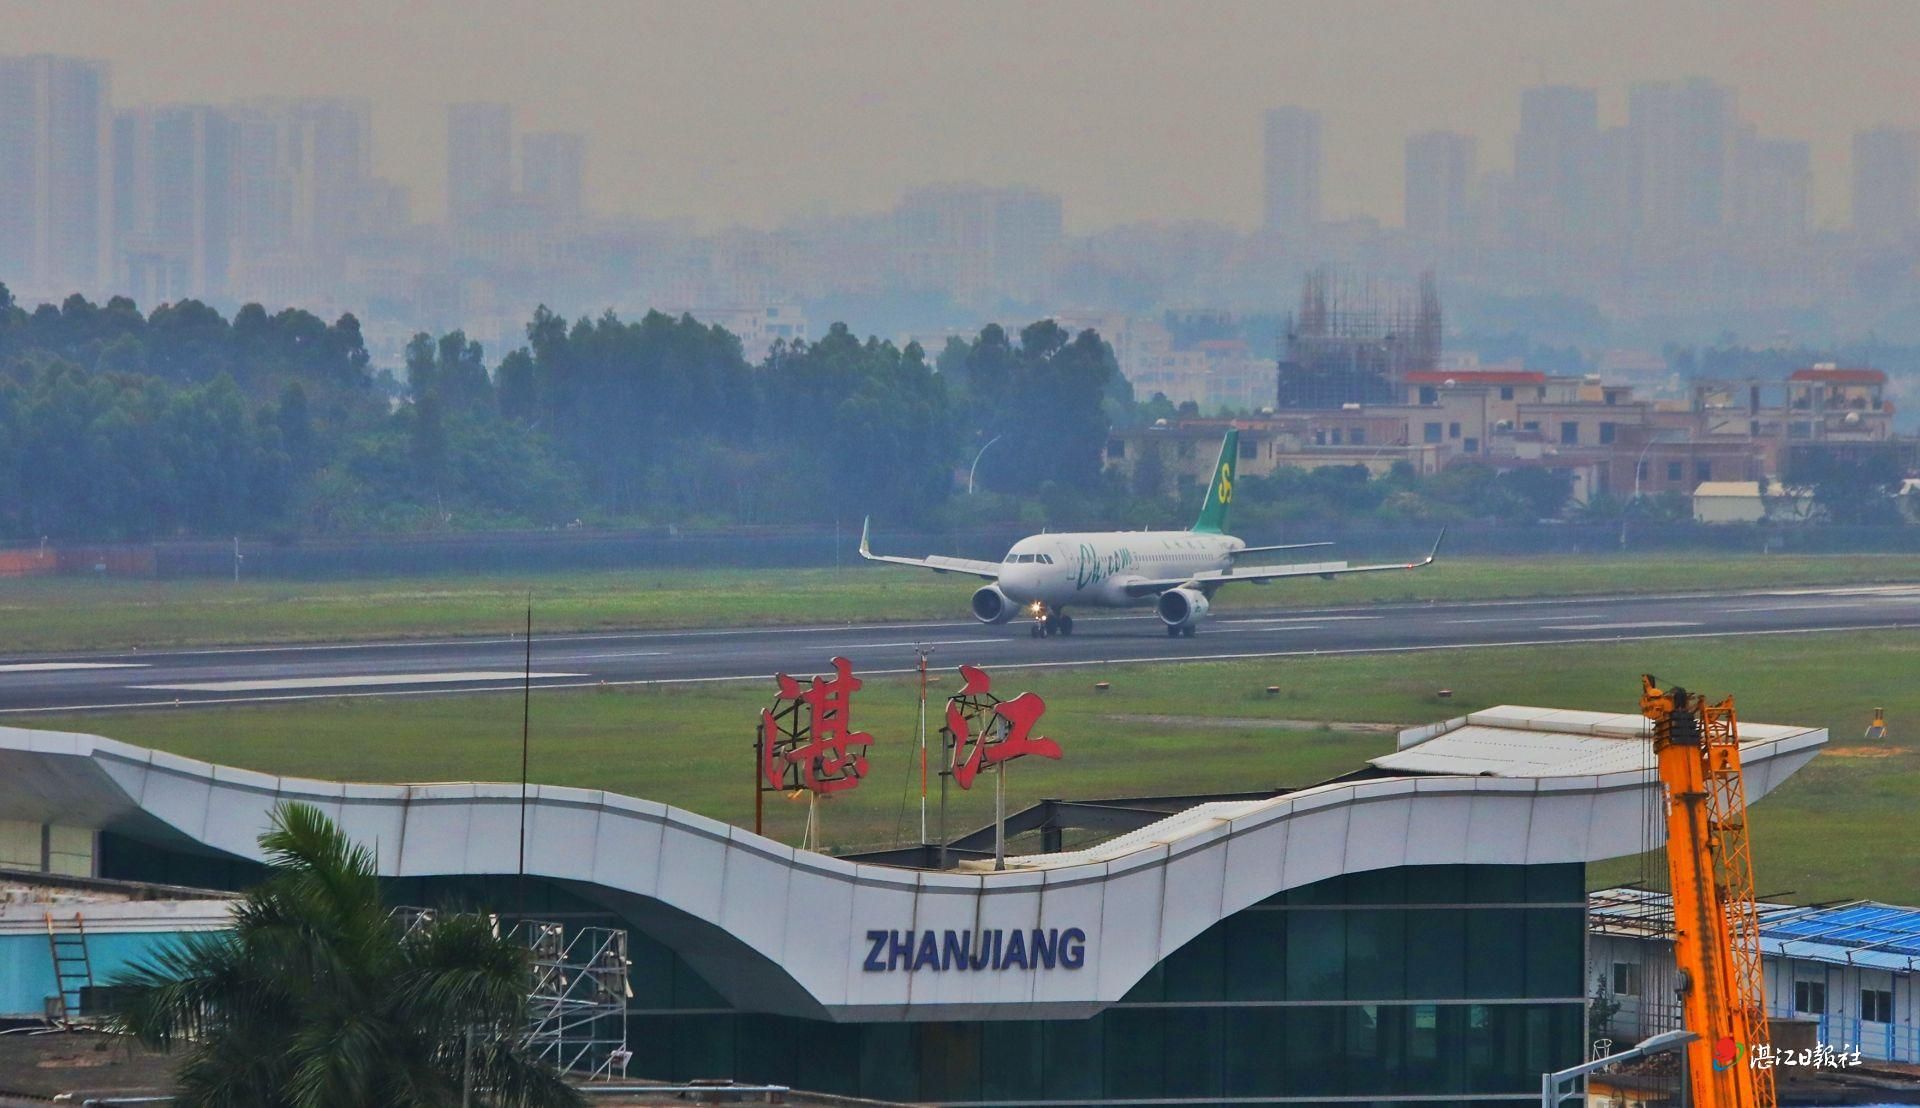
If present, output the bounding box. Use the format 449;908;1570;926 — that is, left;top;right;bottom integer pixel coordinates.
967;435;1005;496
1541;1029;1698;1107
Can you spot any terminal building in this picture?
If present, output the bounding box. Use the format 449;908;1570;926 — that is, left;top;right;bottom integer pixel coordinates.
0;705;1825;1106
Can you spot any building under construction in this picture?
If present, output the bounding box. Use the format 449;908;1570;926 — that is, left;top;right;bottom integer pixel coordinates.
1276;268;1442;409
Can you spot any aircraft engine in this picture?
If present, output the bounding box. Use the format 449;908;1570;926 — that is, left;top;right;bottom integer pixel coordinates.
1156;587;1211;629
970;584;1018;624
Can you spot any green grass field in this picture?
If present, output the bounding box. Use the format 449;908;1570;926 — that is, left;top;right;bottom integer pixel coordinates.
1;552;1916;653
31;628;1920;904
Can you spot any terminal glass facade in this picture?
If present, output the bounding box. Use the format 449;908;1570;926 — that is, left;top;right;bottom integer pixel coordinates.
101;835;1586;1107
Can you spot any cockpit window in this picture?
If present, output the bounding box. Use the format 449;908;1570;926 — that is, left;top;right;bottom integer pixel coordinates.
1039;554;1053;564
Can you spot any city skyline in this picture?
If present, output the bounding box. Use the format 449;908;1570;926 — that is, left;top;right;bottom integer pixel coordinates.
7;0;1920;233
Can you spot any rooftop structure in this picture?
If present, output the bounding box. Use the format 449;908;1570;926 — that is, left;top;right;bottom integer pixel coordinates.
1591;888;1920;1064
1276;268;1441;410
0;707;1824;1104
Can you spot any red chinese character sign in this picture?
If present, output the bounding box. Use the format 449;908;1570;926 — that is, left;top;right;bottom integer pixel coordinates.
756;657;874;845
943;665;1062;789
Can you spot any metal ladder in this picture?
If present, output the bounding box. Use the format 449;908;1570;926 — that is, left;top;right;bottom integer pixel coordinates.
44;910;94;1025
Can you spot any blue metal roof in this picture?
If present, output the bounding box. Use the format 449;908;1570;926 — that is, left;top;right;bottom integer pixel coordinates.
1763;903;1920;971
1592;889;1920;972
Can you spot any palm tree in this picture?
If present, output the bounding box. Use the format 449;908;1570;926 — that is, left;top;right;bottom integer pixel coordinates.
109;801;584;1108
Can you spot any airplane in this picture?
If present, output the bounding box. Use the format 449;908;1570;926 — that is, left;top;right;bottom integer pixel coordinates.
860;428;1443;638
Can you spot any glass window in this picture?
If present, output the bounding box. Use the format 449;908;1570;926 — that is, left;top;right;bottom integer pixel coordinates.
1864;987;1894;1023
1346;909;1406;999
1405;909;1467;999
1285;910;1345;999
1161;922;1224;1001
1526;863;1583;902
1468;865;1526;903
1465;909;1527;998
979;1021;1042;1103
1351;427;1366;445
1103;1008;1165;1099
1223;909;1285;1000
1560;421;1579;445
1405;865;1467;903
1161;1010;1224;1098
1042;1018;1103;1100
1599;421;1616;444
1612;961;1642;996
1449;422;1461;439
916;1022;981;1102
1696;460;1712;482
1526;908;1583;997
1239;440;1257;459
1420;386;1439;404
1424;422;1443;443
1667;460;1683;482
1222;1008;1286;1096
1500;386;1514;400
1795;978;1827;1014
1283;1007;1343;1095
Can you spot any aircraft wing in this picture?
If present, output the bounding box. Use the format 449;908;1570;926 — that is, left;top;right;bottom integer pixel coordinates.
858;518;1002;580
1229;541;1335;557
1123;529;1444;596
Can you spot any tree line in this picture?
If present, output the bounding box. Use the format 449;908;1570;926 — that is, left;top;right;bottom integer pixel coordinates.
0;283;1125;541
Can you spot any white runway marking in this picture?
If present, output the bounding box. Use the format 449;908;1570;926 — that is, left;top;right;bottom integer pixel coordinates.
1539;621;1701;631
1219;615;1380;626
1444;615;1597;624
830;638;1005;650
133;671;586;693
1724;602;1877;613
0;662;150;673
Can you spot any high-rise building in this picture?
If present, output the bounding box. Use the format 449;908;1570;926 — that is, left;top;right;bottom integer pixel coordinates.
114;105;234;301
447;102;513;225
1513;85;1598;238
1625;78;1736;237
1262;107;1322;236
1403;131;1477;239
1732;127;1809;241
1852;127;1920;238
521;130;586;219
893;184;1062;305
229;97;375;251
0;54;114;297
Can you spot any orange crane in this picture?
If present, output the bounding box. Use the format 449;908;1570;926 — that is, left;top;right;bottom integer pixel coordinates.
1639;675;1775;1108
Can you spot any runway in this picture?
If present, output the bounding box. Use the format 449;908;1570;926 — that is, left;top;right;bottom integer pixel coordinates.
2;582;1917;714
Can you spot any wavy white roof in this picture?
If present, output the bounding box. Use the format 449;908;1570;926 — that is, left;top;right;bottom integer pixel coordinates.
0;710;1826;1021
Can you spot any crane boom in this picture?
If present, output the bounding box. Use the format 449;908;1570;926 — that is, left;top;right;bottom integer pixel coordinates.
1640;675;1775;1108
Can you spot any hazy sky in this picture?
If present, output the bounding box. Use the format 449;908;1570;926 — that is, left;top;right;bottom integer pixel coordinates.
9;0;1920;232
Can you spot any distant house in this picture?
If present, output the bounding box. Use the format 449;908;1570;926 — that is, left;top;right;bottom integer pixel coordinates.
1692;480;1811;524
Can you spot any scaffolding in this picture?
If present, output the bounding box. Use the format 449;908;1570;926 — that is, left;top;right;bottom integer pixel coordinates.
1276;268;1441;410
389;908;632;1081
512;919;633;1081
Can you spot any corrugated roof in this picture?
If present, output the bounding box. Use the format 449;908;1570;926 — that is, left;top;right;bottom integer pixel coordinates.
1592;889;1920;971
1404;370;1548;386
1375;705;1820;778
1789;367;1885;384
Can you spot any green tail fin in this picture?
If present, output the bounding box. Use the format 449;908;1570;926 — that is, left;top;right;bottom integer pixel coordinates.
1192;429;1237;534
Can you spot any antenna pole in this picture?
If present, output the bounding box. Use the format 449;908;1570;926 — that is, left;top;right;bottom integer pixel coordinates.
517;604;532;916
916;646;932;845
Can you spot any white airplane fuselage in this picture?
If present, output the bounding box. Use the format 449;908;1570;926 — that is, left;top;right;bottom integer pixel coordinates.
993;530;1241;610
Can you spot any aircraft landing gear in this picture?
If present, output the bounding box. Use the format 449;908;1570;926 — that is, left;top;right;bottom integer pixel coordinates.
1166;623;1196;638
1030;607;1073;638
